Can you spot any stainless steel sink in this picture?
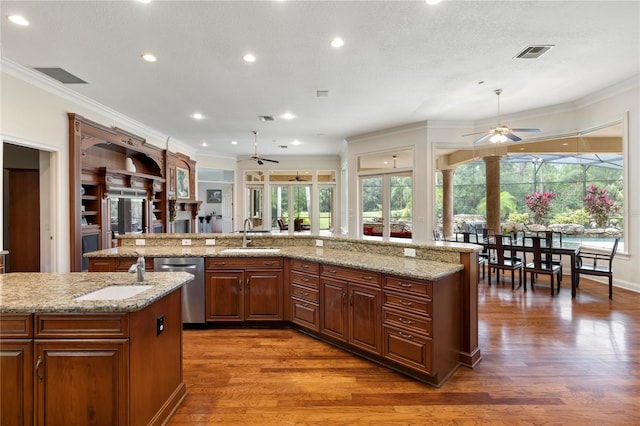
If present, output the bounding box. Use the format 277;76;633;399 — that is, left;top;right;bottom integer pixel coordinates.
221;248;281;253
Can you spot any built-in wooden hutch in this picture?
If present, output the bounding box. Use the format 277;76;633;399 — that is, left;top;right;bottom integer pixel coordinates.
68;114;201;271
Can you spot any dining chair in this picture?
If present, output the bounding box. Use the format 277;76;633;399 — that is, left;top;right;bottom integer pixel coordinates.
523;236;562;296
487;234;523;289
277;219;288;231
538;230;564;282
575;238;619;299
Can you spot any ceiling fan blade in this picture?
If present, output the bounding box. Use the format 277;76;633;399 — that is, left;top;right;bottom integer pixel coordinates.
510;128;540;133
505;133;522;142
261;158;279;164
257;159;264;165
473;133;493;144
462;130;491;137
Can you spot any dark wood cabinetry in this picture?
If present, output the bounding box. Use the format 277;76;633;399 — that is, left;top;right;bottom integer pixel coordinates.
320;265;381;356
0;290;184;425
289;260;320;332
69;114;201;271
206;258;283;322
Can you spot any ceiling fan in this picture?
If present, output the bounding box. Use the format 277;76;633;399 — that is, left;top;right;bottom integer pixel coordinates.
289;171;308;182
463;89;540;144
248;130;279;165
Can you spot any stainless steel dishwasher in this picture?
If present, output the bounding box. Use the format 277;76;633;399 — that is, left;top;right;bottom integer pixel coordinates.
153;257;205;325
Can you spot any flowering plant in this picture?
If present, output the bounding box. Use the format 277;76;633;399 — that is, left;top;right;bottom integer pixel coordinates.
525;191;554;224
583;184;619;228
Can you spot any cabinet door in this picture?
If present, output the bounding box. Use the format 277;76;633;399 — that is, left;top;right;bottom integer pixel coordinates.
0;340;33;426
34;339;128;426
349;283;381;355
245;270;283;321
206;270;244;322
320;278;348;342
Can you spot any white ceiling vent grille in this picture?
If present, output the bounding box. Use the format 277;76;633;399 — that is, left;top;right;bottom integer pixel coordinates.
33;67;87;84
514;45;554;59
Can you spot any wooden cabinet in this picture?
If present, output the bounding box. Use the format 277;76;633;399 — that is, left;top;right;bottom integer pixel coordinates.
382;274;460;385
0;314;33;426
320;265;381;356
88;257;154;272
206;257;283;322
289;260;320;332
0;289;184;425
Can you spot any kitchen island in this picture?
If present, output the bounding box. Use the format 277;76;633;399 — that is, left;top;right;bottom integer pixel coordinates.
0;271;193;426
86;234;482;387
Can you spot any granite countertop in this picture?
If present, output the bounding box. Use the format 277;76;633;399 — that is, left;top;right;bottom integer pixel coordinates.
85;246;464;282
0;272;193;314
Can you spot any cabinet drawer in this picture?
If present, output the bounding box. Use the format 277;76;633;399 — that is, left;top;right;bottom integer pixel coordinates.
383;324;432;374
207;257;283;269
290;270;319;289
320;264;380;287
291;299;320;332
383;307;432;337
384;276;432;298
0;314;33;338
383;292;431;317
34;313;129;338
114;257;153;272
290;259;319;274
291;283;319;303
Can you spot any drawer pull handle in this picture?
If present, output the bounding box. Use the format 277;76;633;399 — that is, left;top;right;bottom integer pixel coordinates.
399;300;413;307
264;261;275;265
302;264;309;268
398;317;412;325
302;291;309;296
35;356;44;381
216;262;226;266
329;269;337;274
303;278;309;282
398;331;413;340
399;282;413;288
302;302;309;308
362;275;372;280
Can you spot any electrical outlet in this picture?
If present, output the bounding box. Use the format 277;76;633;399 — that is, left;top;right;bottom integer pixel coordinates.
181;239;192;246
404;248;416;257
205;239;216;246
315;239;324;247
156;315;164;336
135;239;145;246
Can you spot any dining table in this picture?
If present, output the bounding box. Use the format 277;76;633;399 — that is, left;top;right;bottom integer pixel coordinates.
451;232;582;298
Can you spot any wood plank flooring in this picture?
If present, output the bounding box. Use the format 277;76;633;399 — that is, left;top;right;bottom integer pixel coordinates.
169;276;640;425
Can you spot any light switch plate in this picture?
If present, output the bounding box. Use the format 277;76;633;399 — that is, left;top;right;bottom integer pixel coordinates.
205;239;216;246
182;239;192;246
315;239;324;247
135;239;146;246
404;248;416;257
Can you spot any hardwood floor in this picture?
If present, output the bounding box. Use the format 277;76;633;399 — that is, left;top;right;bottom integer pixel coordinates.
169;276;640;425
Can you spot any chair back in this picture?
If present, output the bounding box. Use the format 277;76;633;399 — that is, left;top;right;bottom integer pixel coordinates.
491;234;508;264
527;236;552;268
608;238;620;266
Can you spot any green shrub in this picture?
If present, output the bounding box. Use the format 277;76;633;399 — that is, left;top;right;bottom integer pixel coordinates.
507;212;530;224
551;209;590;225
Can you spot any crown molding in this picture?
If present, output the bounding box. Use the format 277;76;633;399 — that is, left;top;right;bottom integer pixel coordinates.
1;57;193;155
346;120;428;143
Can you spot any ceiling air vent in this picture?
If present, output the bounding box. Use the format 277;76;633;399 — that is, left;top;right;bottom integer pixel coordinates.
33;67;87;84
514;45;554;59
258;115;275;121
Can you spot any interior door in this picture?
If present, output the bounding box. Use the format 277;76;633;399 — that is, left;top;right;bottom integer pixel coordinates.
7;169;40;272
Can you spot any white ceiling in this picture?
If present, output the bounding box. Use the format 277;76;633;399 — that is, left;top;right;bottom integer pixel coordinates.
1;1;638;159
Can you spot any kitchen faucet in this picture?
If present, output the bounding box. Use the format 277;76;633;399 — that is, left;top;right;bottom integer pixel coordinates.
128;252;147;282
242;218;253;248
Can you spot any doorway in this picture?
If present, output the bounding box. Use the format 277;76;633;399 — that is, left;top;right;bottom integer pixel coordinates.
3;144;41;271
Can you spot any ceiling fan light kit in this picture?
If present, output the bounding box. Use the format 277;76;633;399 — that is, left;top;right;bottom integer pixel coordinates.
464;89;540;144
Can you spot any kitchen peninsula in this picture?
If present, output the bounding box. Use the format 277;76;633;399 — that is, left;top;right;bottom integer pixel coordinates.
86;234;482;387
0;271;193;426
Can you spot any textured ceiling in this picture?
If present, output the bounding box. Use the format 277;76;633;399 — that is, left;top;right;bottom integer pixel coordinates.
1;0;638;159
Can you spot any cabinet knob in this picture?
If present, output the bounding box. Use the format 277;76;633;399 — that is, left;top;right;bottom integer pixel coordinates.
264;261;275;266
302;291;309;296
328;269;337;274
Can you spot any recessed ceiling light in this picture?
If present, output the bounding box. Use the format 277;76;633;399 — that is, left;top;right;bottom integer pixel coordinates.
192;113;203;120
8;15;29;26
291;140;302;146
201;142;208;147
330;38;344;48
231;141;238;145
243;53;256;63
426;0;442;5
141;53;157;62
280;112;296;120
138;0;152;3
